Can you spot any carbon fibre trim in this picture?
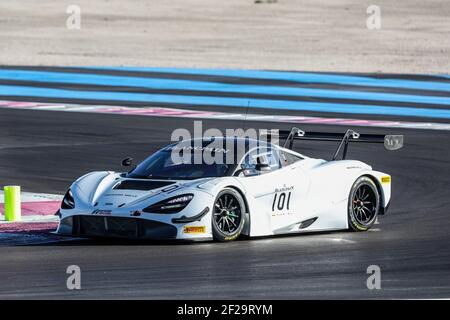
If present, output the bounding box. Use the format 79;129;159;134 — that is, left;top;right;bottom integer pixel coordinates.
171;207;209;224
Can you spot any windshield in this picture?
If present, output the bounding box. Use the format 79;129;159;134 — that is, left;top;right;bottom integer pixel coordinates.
127;148;232;180
127;138;278;180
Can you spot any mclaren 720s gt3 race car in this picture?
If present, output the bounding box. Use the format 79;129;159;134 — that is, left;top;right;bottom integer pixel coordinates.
56;128;403;241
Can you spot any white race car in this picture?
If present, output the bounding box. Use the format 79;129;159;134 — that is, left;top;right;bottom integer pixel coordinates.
56;128;403;241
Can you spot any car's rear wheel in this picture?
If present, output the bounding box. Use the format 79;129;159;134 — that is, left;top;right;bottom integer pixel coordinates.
348;176;380;232
212;188;245;241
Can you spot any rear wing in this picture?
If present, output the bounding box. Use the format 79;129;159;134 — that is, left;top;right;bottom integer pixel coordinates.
263;127;403;160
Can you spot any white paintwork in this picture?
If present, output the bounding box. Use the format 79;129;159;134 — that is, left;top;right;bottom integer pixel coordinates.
57;144;392;240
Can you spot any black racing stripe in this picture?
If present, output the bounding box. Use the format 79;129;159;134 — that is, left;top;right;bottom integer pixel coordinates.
1;65;450;97
0;79;448;110
0;65;304;86
269;70;450;83
2;95;450;124
312;84;450;97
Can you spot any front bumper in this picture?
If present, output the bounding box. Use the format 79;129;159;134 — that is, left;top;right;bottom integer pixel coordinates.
58;215;179;240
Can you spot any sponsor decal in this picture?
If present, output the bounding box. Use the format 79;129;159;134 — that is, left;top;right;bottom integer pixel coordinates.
274;185;294;193
271;211;296;217
381;176;391;183
92;209;112;215
104;193;138;198
183;226;206;234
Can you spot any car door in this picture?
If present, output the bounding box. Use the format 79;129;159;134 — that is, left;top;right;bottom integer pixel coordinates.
236;147;310;233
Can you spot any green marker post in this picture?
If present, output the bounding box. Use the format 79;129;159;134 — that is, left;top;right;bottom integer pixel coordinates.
4;186;21;221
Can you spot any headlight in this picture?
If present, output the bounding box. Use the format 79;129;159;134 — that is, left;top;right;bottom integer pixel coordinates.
143;194;194;214
61;189;75;209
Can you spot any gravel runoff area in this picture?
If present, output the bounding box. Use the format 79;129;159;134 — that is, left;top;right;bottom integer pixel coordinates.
0;0;449;74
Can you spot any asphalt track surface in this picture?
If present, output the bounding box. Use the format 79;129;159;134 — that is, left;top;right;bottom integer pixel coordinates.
0;107;449;299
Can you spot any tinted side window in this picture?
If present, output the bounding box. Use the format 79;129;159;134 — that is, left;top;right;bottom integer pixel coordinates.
242;148;281;171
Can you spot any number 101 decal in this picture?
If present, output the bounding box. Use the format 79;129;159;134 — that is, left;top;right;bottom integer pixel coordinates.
272;191;292;211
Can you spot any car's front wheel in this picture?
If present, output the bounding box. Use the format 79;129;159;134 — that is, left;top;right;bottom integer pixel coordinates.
348;176;380;231
212;188;245;241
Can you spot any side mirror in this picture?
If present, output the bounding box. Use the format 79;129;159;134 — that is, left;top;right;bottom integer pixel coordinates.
255;163;271;172
121;157;134;167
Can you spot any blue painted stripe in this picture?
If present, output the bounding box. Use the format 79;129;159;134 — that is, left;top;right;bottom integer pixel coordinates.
1;85;450;119
0;70;449;106
84;67;450;93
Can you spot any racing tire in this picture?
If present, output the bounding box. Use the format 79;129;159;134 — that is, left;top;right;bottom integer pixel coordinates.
212;188;246;241
348;176;380;232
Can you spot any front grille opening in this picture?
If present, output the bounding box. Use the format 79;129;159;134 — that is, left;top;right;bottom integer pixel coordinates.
73;216;178;239
79;216;138;237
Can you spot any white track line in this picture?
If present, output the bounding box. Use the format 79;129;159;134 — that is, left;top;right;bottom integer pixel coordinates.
1;100;450;131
